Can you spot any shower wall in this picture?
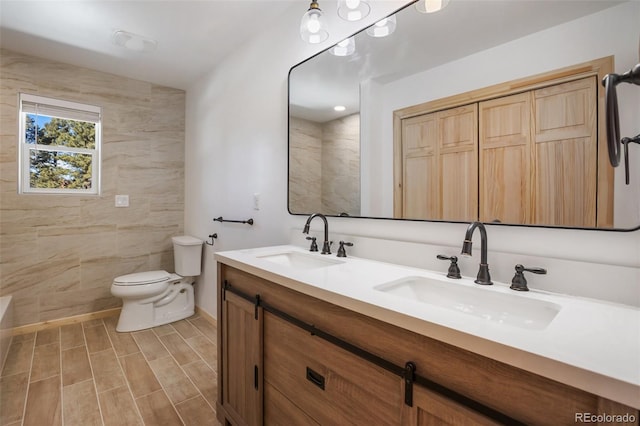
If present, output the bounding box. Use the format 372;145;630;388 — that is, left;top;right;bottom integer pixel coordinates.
0;49;186;327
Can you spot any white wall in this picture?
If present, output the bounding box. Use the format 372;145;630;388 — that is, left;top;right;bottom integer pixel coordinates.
362;1;640;226
186;1;640;317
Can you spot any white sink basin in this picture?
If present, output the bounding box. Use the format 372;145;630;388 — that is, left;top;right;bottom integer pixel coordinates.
375;276;561;330
257;251;344;270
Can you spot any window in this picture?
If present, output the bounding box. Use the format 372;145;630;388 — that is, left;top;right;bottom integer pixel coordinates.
19;93;101;194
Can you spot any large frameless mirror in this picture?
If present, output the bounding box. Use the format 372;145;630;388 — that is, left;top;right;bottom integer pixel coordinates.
288;0;640;230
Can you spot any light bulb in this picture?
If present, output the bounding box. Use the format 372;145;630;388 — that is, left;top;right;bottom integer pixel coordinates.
307;16;321;33
337;0;370;21
366;15;396;38
415;0;450;14
300;2;329;44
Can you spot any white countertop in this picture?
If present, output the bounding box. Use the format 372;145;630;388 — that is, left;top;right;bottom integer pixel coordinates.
215;244;640;409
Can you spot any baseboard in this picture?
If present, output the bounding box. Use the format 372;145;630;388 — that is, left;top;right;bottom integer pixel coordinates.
194;305;217;327
11;307;122;336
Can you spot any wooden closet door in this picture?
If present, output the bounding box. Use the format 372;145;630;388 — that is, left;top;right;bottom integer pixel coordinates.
479;92;532;224
533;77;597;227
438;104;478;222
401;113;439;219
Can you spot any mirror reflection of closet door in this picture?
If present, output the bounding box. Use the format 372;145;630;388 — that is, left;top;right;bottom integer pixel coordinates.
400;105;478;221
479;92;532;224
533;77;597;227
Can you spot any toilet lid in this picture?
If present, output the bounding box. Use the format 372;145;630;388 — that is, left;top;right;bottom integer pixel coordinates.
114;270;170;286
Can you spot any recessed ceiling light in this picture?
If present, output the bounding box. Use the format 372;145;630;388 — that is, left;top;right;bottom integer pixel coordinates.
112;30;157;52
334;105;346;112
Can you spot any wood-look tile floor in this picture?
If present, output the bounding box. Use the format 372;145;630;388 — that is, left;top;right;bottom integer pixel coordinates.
0;314;222;426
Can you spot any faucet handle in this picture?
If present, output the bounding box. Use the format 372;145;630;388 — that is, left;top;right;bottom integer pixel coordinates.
337;241;353;258
306;236;318;252
510;264;547;291
437;254;461;279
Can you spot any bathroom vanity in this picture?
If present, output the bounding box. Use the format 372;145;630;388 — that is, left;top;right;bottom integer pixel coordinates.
215;246;639;425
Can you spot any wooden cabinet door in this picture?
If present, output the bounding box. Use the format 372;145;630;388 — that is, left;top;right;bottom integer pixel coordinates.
401;113;439;220
532;77;597;227
221;291;262;426
402;384;501;426
479;92;532;224
264;312;403;425
438;104;478;222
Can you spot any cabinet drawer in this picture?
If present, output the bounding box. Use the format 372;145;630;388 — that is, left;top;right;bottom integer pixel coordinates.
264;382;319;426
264;312;403;424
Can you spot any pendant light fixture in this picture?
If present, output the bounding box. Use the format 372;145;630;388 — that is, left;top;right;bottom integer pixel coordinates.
330;37;356;56
366;15;397;38
337;0;370;22
415;0;450;14
300;0;329;44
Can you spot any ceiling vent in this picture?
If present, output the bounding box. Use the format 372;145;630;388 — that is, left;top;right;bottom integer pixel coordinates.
112;30;157;53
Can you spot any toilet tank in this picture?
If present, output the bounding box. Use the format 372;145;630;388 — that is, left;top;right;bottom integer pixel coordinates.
172;236;203;276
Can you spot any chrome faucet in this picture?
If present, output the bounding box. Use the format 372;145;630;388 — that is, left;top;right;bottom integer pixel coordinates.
302;213;331;254
461;222;493;285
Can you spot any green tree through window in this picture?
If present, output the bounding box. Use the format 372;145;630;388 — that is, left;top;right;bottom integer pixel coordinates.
19;93;101;194
27;115;95;189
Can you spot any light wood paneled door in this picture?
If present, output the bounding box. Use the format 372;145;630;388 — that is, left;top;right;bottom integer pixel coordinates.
479;92;532;224
438;105;478;221
398;105;478;221
220;291;262;426
533;77;597;227
401;113;439;219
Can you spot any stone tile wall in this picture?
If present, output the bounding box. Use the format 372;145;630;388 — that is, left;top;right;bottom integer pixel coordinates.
289;114;360;216
0;49;185;327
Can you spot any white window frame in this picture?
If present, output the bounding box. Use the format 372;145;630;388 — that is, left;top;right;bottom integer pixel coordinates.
18;93;102;195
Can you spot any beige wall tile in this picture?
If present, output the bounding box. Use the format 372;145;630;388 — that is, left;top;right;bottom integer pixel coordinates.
0;49;185;328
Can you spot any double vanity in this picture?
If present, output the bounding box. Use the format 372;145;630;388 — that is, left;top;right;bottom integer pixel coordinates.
214;236;639;425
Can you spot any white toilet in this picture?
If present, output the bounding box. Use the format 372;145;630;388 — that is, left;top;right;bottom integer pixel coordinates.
111;235;203;332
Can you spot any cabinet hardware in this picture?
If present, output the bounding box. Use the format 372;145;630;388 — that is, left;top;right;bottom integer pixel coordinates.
306;367;325;390
404;362;416;407
254;365;259;390
254;294;261;320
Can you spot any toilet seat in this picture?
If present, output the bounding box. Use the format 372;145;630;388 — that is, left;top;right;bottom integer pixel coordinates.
113;270;170;286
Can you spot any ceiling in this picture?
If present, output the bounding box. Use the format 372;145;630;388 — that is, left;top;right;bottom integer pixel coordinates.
0;0;301;90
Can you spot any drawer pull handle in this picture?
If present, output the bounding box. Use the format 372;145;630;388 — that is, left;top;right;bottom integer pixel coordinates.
306;367;325;390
